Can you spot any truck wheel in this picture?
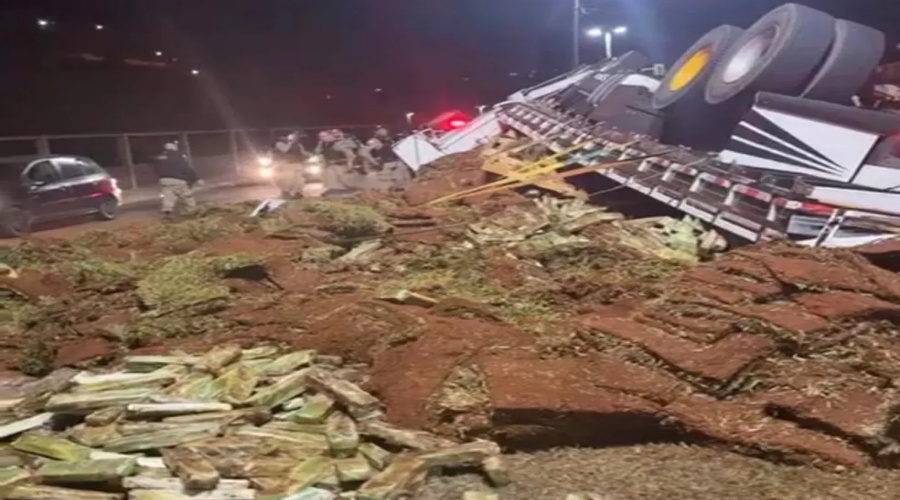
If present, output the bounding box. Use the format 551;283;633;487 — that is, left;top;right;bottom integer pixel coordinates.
800;19;885;103
705;3;835;105
652;25;744;109
1;207;33;237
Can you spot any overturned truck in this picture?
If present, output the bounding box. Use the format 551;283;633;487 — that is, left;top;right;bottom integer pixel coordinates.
397;3;900;246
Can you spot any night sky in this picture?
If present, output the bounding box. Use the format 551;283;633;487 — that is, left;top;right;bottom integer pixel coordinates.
0;0;898;135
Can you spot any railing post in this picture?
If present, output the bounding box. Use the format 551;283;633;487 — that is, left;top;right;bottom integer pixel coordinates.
117;135;138;190
179;132;193;167
36;136;51;156
229;130;241;173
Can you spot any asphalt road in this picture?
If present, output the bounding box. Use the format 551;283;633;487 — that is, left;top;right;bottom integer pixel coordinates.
121;183;281;215
10;183;284;240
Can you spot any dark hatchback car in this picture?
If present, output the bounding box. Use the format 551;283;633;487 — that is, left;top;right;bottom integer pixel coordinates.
0;155;122;236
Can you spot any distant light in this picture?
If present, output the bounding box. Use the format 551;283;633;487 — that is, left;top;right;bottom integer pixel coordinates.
155;51;163;57
509;72;518;76
191;69;200;75
326;95;332;99
37;18;50;28
374;88;382;92
95;24;104;30
463;77;470;81
586;27;603;37
613;26;627;34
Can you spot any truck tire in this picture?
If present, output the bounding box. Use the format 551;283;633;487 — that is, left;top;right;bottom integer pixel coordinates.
705;3;835;105
800;19;885;103
652;25;744;109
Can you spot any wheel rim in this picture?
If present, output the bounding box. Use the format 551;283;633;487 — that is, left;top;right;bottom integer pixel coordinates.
721;27;777;84
669;47;712;91
100;200;117;217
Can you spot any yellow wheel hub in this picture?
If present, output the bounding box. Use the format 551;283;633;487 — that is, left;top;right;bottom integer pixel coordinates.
669;47;712;91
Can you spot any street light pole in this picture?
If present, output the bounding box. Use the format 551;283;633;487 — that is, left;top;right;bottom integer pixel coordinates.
573;0;581;68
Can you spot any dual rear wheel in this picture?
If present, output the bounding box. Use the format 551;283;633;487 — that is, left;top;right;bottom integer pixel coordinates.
654;3;886;122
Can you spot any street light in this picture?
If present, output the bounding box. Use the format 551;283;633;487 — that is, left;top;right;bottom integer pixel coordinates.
190;69;200;75
95;24;104;30
586;26;627;59
37;18;51;29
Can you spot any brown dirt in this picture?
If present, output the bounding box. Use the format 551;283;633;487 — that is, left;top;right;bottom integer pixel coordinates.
0;269;73;300
54;338;116;368
580;317;774;381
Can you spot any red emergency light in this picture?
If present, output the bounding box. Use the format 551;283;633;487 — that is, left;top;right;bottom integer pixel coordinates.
425;110;471;132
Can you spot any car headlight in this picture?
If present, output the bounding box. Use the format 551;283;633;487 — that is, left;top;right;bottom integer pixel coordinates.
305;164;322;175
259;167;275;178
257;155;273;167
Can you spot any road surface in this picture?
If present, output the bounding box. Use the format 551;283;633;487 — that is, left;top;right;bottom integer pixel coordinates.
4;183;284;242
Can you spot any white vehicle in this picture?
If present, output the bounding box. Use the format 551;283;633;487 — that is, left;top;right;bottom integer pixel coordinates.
406;3;900;246
253;151;324;198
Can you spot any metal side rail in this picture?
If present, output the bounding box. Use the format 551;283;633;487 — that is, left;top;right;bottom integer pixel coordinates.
499;102;900;242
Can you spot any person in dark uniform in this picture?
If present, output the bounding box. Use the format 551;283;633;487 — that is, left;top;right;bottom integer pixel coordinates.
154;142;199;218
316;129;360;195
362;126;400;170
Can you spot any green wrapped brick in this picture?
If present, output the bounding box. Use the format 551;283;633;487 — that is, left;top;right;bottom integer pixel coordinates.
12;434;93;462
359;443;393;470
260;351;316;376
241;346;281;360
194;344;242;375
325;413;359;458
35;457;136;483
219;365;260;404
356;455;427;500
335;456;376;483
246;370;309;408
45;389;154;414
286;394;334;424
6;485;125;500
0;467;30;493
101;425;220;453
284;457;332;494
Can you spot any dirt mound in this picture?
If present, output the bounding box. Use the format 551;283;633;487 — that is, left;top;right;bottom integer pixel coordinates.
402;149;495;206
3;165;900;473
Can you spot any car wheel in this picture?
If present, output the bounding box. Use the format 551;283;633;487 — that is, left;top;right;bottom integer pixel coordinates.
1;207;33;237
705;4;836;105
97;195;119;221
652;25;744;110
799;19;885;103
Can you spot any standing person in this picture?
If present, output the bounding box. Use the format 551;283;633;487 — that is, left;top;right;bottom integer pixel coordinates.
272;132;308;198
363;126;400;169
154;142;199;219
316;129;364;195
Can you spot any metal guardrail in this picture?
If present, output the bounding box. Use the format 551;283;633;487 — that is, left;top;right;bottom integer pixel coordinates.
0;124;380;190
